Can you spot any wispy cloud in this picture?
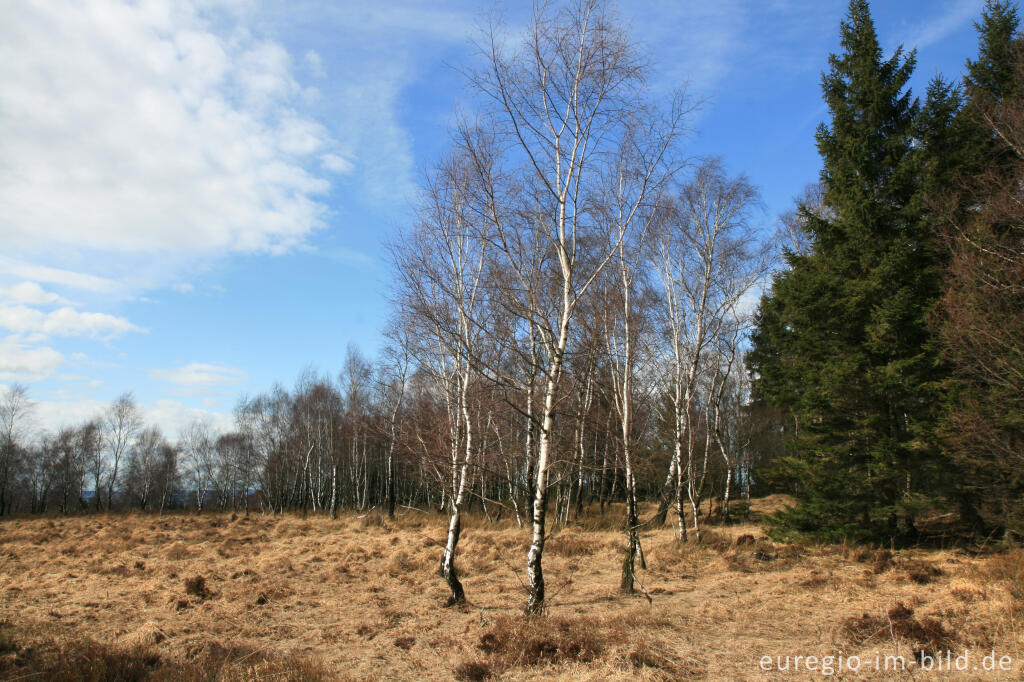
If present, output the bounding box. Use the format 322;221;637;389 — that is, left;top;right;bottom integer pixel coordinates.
0;258;123;295
150;362;247;387
902;0;983;50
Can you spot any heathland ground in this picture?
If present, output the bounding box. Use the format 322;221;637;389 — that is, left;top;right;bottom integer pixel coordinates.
1;497;1023;680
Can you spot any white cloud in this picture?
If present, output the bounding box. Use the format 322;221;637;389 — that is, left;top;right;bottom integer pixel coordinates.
29;397;230;439
150;362;247;386
0;305;145;339
0;282;72;306
0;257;123;294
146;399;233;438
31;398;108;433
172;283;195;294
0;339;64;381
0;0;336;256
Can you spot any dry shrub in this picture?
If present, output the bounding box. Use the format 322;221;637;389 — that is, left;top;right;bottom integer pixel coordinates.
393;635;415;650
734;534;756;547
905;559;944;585
476;615;604;671
184;575;209;599
454;659;492;681
841;601;954;655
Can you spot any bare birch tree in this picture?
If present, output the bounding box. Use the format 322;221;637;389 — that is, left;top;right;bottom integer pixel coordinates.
104;392;142;511
463;0;686;612
182;418;216;513
392;148;492;606
0;383;33;515
652;158;763;540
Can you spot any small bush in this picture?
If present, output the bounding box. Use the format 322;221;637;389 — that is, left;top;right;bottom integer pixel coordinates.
184;575;209;599
905;560;943;585
735;534;756;546
476;615;605;669
841;601;954;655
454;660;492;681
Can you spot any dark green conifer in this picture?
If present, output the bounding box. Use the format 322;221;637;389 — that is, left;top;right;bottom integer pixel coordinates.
749;0;952;542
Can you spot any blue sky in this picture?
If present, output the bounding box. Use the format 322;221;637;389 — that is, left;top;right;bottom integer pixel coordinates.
0;0;991;436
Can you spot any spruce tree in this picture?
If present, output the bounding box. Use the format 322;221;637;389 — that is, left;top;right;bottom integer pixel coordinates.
749;0;950;542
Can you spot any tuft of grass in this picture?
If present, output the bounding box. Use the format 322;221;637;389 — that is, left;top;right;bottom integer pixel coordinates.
872;549;894;574
981;549;1024;603
393;636;415;650
546;532;598;557
165;542;191;561
453;659;492;681
184;575;210;599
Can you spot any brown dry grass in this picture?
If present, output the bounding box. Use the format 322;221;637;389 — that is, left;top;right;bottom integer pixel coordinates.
0;498;1022;680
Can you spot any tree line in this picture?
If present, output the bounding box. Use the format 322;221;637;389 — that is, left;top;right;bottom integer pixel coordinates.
749;0;1024;545
1;0;1021;614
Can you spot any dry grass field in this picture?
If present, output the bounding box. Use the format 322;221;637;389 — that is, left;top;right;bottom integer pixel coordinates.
2;496;1024;680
